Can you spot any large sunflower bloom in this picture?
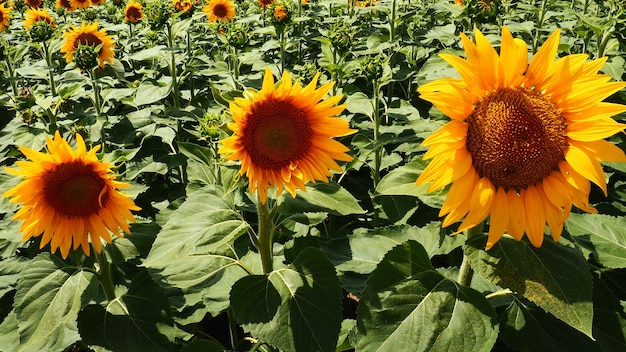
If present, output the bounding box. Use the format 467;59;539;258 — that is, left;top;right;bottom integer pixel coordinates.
3;132;141;259
416;26;626;249
203;0;235;22
60;21;115;68
0;2;11;31
219;67;356;203
23;7;55;30
124;0;144;23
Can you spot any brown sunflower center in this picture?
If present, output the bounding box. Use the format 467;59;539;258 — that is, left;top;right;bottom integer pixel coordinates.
126;7;142;21
242;98;312;170
74;33;102;50
466;87;567;191
43;161;108;217
213;4;227;18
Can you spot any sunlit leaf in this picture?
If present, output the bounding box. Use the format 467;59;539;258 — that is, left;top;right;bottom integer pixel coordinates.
566;213;626;269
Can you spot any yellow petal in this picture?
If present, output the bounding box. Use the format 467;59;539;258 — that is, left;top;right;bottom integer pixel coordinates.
523;185;546;247
564;144;607;196
486;187;509;250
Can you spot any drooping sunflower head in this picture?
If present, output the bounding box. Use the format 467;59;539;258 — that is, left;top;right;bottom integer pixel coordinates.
3;131;141;259
60;21;115;68
69;0;91;9
219;67;356;203
203;0;235;22
0;2;12;31
124;0;143;23
416;26;626;249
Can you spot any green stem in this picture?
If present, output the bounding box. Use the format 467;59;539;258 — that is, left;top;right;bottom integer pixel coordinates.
457;223;483;286
166;23;181;109
89;69;102;117
372;80;381;226
389;0;396;40
227;308;239;349
42;40;57;97
279;31;286;74
256;195;276;274
4;56;18;97
95;250;116;301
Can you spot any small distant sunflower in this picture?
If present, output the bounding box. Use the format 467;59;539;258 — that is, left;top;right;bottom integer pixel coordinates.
3;132;141;259
203;0;235;22
61;21;115;68
23;7;55;29
24;0;43;8
0;2;12;31
272;4;287;22
219;67;356;203
91;0;104;5
257;0;273;7
124;0;143;23
454;0;464;5
69;0;91;10
56;0;73;11
173;0;192;13
416;26;626;249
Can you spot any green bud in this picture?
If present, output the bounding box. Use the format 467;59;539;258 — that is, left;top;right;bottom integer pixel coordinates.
145;0;172;30
197;113;223;140
74;44;100;71
228;24;249;49
30;20;55;42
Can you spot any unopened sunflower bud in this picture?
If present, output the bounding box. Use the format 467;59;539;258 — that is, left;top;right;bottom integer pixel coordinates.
30;20;55;42
74;43;100;71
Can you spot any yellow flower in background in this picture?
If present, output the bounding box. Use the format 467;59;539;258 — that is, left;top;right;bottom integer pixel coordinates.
3;132;141;259
23;7;55;30
124;0;144;23
56;0;74;11
203;0;235;22
272;4;287;21
61;21;115;68
219;67;356;203
0;2;11;31
257;0;274;8
416;26;626;249
69;0;91;10
454;0;464;5
173;0;193;13
24;0;43;8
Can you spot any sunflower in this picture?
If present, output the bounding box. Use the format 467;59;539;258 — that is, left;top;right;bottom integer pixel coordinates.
60;21;115;68
3;132;141;259
203;0;235;22
416;26;626;249
23;7;55;30
0;2;11;31
272;4;287;22
257;0;273;7
91;0;104;5
219;67;356;203
124;0;143;23
173;0;193;13
56;0;73;11
69;0;91;10
454;0;464;5
24;0;43;8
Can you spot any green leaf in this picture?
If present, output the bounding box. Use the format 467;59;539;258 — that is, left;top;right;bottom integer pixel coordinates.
143;190;250;319
0;310;19;351
565;213;626;269
345;92;374;118
78;271;180;352
322;224;464;275
356;240;498;352
466;236;594;338
232;248;343;352
14;253;98;352
135;78;172;106
375;158;446;209
277;183;366;216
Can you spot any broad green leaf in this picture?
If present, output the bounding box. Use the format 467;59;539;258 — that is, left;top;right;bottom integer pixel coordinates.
78;271;180;352
466;236;594;338
375;158;446;209
143;190;250;318
135;78;172;106
277;183;366;216
129;45;167;61
232;248;343;352
356;240;498;352
565;213;626;269
345;92;374;118
0;310;19;351
14;254;98;352
0;257;26;298
376;195;420;224
592;277;626;352
322;223;464;275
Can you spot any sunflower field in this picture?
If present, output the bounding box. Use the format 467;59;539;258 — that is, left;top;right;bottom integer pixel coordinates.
1;0;626;351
